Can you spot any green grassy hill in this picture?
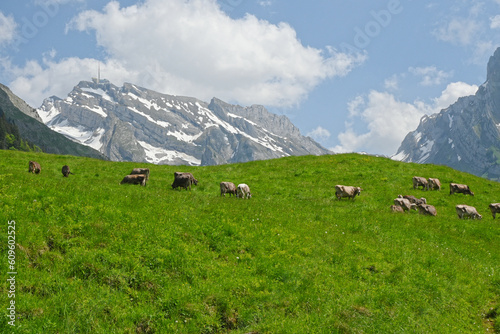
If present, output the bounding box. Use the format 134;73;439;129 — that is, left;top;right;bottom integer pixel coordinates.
0;150;499;333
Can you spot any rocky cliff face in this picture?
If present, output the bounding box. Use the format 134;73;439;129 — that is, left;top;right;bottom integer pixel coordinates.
37;79;330;165
393;48;500;180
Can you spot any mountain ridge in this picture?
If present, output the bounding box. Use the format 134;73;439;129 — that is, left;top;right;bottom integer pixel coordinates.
37;79;330;165
393;47;500;180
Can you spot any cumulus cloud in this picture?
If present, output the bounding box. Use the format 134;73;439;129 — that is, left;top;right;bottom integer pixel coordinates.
0;12;17;46
331;82;478;156
306;126;331;143
409;66;453;86
4;56;133;107
19;0;361;109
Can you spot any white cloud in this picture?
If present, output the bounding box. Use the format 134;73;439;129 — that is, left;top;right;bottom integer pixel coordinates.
409;66;453;86
432;81;478;111
0;12;17;46
4;57;132;107
28;0;364;109
307;126;330;143
384;74;399;90
258;1;273;7
434;18;480;46
332;82;478;156
491;15;500;29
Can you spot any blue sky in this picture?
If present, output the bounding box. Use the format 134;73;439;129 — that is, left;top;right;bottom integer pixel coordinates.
0;0;499;156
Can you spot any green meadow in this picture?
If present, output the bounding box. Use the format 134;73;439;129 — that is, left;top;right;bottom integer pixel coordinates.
0;150;499;333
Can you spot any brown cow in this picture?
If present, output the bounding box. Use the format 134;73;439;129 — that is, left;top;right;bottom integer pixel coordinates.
335;185;362;200
131;168;150;180
427;178;441;190
28;161;41;174
174;172;198;186
489;203;500;219
456;205;482;219
120;174;147;186
412;176;428;190
62;165;74;177
450;183;474;196
417;203;437;216
220;182;237;197
172;175;194;190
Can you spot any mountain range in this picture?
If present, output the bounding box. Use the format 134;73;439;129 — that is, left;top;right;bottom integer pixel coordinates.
0;83;106;160
36;79;330;166
393;47;500;181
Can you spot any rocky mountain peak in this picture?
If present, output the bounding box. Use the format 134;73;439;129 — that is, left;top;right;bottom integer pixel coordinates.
393;47;500;180
37;80;330;166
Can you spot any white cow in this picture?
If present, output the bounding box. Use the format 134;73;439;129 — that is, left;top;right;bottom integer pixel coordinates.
456;205;482;220
335;185;362;200
237;184;252;199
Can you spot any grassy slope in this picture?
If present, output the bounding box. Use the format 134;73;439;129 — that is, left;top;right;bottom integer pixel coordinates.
0;150;499;333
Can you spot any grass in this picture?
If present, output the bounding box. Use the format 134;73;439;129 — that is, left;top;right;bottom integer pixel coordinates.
0;150;499;333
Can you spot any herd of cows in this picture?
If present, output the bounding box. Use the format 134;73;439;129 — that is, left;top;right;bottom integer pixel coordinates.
28;160;499;218
335;175;498;220
28;161;253;199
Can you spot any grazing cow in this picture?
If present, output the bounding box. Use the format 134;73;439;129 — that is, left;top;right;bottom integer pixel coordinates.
174;172;198;186
131;168;150;180
28;161;41;174
427;178;441;190
335;185;362;200
401;195;427;206
489;203;500;219
390;205;405;213
62;165;74;177
237;184;252;199
220;182;237;197
394;197;412;211
412;176;428;190
456;205;482;220
120;174;147;186
450;183;474;196
417;203;437;216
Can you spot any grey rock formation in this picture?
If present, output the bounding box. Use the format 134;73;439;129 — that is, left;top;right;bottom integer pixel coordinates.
37;79;330;165
393;47;500;180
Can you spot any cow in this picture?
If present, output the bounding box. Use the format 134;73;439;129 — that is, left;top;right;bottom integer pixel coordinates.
394;197;412;211
427;178;441;191
28;161;41;174
489;203;500;219
131;168;150;180
220;182;237;197
237;184;252;199
450;183;474;196
456;205;482;220
390;205;405;213
174;172;198;186
412;176;428;190
172;175;195;191
401;195;427;206
62;165;74;177
417;203;437;216
120;174;147;186
335;185;362;200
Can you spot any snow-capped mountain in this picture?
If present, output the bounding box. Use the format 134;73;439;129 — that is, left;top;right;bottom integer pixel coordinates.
37;79;329;165
393;47;500;180
0;83;106;159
